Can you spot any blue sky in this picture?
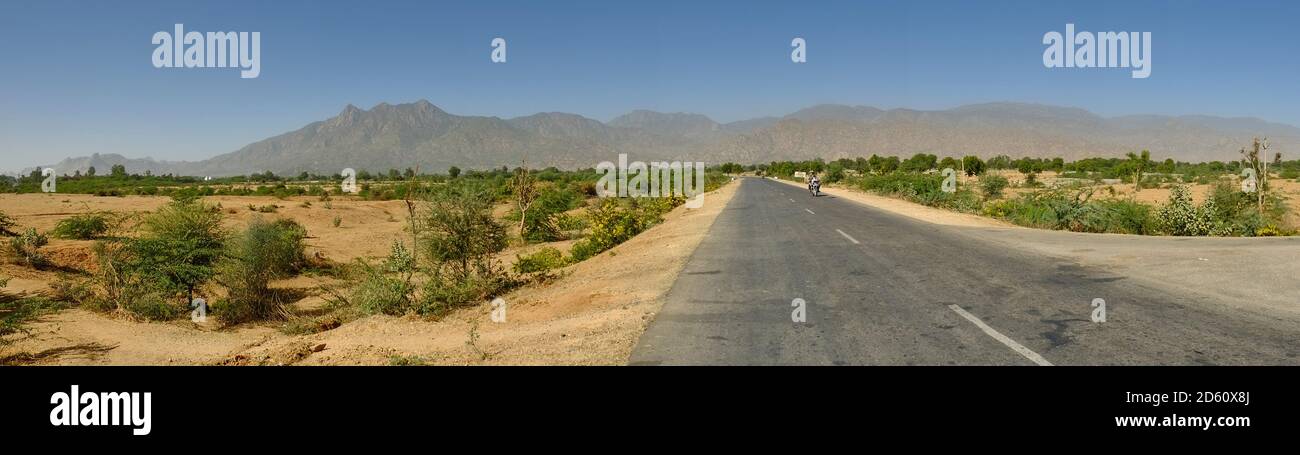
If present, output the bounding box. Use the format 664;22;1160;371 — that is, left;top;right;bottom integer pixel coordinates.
1;0;1297;170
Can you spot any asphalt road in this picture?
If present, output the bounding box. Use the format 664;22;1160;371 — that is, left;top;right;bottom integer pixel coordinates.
630;177;1300;365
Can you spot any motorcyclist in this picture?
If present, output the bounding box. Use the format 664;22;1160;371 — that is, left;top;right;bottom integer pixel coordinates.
808;172;821;196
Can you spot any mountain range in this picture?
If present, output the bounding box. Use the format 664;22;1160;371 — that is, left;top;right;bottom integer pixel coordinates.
39;100;1300;177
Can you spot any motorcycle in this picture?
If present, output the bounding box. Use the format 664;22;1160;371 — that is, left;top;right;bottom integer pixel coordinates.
808;179;821;196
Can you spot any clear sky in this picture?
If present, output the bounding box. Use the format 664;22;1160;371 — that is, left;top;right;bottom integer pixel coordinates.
2;0;1297;171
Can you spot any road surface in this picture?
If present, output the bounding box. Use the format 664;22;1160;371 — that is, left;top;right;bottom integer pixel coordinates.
630;177;1300;365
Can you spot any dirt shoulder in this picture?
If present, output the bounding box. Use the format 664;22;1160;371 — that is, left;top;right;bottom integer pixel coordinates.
283;180;741;366
1;181;740;365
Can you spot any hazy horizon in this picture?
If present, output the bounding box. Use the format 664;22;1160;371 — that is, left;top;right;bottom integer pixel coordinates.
15;98;1300;170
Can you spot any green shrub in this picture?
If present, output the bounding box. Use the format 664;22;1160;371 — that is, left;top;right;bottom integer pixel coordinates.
1087;199;1157;235
214;218;307;324
350;242;417;316
567;239;602;263
413;183;516;314
983;188;1157;234
351;264;416;316
1201;182;1289;236
522;187;582;242
52;213;115;240
1023;172;1042;188
416;272;511;316
514;247;566;274
82;242;185;321
1156;185;1215;236
0;211;17;236
980;175;1009;199
859;172;980;213
388;355;427;366
633;196;679;222
51;276;92;304
124;200;224;301
569;199;642;261
339;183;523;318
8;228;49;268
1;295;65;344
860;172;943;198
555;213;587;233
418;183;508;282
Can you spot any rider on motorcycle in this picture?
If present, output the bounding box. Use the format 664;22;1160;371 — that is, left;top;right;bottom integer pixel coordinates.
808;172;821;196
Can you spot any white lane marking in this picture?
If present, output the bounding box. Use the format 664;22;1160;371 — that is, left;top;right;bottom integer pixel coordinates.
805;208;815;215
836;229;860;244
789;198;796;203
947;304;1053;366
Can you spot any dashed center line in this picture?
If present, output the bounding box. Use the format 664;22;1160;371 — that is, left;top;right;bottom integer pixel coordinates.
947;304;1054;366
805;208;815;215
789;198;796;203
835;229;860;244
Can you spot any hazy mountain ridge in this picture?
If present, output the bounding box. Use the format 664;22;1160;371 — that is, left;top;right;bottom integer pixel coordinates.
36;101;1300;177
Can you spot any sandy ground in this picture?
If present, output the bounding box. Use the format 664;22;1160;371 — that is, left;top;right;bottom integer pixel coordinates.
0;182;738;365
0;193;415;267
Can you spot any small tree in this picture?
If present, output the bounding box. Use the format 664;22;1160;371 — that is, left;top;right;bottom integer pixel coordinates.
962;156;986;176
419;182;507;282
1125;150;1151;191
511;161;539;238
448;166;461;178
523;187;581;242
126;200;225;303
979;174;1009;199
215;218;305;324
